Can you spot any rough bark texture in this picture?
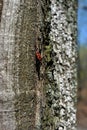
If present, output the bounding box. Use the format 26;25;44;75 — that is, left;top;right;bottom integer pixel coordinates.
0;0;77;130
14;1;37;129
41;0;77;130
50;1;77;129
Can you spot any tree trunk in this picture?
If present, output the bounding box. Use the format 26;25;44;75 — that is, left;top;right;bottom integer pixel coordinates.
0;0;77;130
50;1;77;130
0;0;37;129
42;0;77;130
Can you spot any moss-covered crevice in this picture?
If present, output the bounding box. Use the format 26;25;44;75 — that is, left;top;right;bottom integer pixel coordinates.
40;1;57;130
41;0;77;129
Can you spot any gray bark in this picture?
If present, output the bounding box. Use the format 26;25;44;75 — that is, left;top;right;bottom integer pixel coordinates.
50;0;77;129
0;0;20;129
0;0;77;130
42;0;77;130
0;0;37;130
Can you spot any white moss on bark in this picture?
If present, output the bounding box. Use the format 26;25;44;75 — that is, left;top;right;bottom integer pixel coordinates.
50;0;77;130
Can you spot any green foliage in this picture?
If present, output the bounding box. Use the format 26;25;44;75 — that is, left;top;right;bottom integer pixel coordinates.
79;46;87;87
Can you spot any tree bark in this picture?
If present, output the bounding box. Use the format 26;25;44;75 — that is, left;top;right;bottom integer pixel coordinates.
50;0;77;129
42;0;77;130
0;0;77;130
0;0;37;129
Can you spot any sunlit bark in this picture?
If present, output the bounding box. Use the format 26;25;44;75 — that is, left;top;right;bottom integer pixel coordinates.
0;0;77;130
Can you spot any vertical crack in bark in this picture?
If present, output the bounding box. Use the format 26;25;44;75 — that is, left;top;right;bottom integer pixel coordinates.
35;1;43;129
35;80;43;130
0;0;3;22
